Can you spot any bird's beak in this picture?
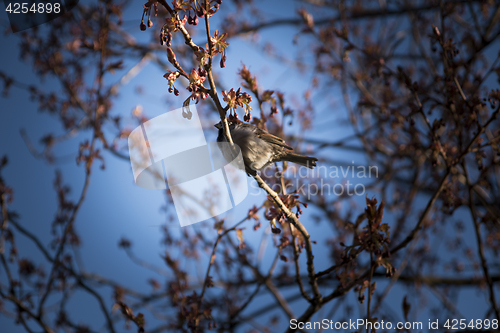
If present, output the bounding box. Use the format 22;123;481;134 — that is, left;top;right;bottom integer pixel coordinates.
214;123;222;129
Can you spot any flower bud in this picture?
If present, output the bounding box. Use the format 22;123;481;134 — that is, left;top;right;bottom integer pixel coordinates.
166;32;172;47
196;6;205;17
188;11;199;25
166;48;179;67
208;4;219;15
198;68;207;77
271;227;281;234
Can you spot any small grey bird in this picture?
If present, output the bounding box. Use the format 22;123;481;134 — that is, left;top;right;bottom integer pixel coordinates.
215;120;318;175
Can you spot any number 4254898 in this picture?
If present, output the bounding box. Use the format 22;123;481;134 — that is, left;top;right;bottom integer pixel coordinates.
5;2;61;14
444;319;498;330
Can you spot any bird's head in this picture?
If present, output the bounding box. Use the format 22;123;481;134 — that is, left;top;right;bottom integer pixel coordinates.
214;119;241;130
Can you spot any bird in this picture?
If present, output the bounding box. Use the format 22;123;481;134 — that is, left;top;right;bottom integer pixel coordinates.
215;120;318;176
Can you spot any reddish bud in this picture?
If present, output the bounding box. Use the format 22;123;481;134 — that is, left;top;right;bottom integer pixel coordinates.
198;68;207;77
188;11;199;25
196;6;205;17
167;48;176;61
166;48;179;67
432;24;441;37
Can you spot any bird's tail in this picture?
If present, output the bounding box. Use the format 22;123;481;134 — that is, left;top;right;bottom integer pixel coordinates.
283;152;318;169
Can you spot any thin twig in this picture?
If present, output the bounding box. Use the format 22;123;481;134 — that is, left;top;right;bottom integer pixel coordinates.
463;163;500;320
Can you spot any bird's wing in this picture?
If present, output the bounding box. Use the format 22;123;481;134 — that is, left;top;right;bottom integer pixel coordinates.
255;128;293;150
